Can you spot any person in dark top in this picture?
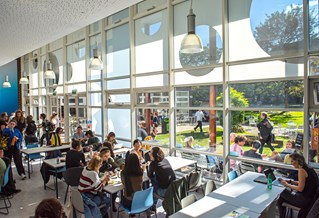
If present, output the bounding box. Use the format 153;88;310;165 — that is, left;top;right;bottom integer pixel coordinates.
38;113;50;147
103;141;115;159
25;115;38;145
14;110;26;134
277;152;319;218
243;140;263;172
148;147;176;197
257;112;275;154
85;130;100;151
65;140;86;169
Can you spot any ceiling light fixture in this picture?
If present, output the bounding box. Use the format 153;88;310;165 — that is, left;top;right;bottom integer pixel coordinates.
180;0;203;54
44;60;55;79
2;75;11;88
19;72;29;84
89;39;103;70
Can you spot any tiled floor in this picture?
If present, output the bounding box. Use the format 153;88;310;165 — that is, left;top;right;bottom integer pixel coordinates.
0;161;166;218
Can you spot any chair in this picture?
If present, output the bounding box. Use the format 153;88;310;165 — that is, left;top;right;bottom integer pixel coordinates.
0;164;12;215
204;180;216;196
25;144;44;173
227;170;238;182
238;162;256;174
63;167;84;204
282;202;300;218
70;187;106;218
117;187;157;218
187;171;203;193
181;194;197;208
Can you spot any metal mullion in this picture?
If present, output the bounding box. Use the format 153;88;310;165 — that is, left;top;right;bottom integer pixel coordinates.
134;70;169;77
174;106;223;111
105;75;130;81
228;107;304;112
173;63;223;72
133;5;167;20
172;82;223;88
227;54;304;66
104;19;129;31
228;77;303;84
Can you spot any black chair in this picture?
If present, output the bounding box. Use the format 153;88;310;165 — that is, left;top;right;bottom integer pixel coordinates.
63;167;84;204
0;164;12;215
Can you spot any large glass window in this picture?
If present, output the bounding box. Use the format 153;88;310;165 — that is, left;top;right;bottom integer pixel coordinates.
66;41;86;83
106;24;130;78
135;10;168;74
230;80;304;109
229;0;304;61
174;0;223;74
107;109;131;140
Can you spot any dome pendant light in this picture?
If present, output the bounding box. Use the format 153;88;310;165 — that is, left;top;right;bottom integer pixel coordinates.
19;72;29;84
89;42;103;71
2;75;11;88
180;0;203;54
44;60;55;79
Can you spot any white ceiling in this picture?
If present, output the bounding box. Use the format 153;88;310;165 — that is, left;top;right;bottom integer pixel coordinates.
0;0;142;67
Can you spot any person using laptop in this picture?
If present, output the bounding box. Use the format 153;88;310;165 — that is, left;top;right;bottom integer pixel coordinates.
277;152;319;218
243;140;263;172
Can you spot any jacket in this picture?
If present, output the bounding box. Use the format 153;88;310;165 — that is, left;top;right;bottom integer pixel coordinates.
162;177;187;216
257;118;273;140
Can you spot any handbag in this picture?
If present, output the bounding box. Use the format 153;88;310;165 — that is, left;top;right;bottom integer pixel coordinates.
271;133;276;143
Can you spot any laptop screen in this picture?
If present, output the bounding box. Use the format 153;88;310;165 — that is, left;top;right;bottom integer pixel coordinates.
264;168;276;182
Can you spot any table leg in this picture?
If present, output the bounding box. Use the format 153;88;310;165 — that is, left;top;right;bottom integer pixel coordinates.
55;169;58;198
109;192;113;218
27;158;31;179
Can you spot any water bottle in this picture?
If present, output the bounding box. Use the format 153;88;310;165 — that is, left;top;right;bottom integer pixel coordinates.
43;138;47;146
89;146;93;158
267;173;272;190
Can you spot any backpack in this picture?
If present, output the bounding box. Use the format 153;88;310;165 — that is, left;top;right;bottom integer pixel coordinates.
45;121;55;132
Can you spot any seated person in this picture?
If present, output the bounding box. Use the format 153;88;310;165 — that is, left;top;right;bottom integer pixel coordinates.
121;153;144;210
34;198;66;218
85;130;100;151
243;140;263;172
184;136;194;149
99;148;119;212
280;140;296;160
277;153;319;218
137;121;148;141
230;135;247;169
271;150;283;162
0;150;21;195
78;156;110;218
73;125;86;142
148;147;176;197
127;139;145;164
50;127;63;146
65;140;86;169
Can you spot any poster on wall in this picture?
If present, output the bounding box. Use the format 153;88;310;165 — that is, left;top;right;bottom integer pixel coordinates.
312;128;319;163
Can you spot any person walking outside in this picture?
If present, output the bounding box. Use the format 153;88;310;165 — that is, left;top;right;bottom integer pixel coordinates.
257;112;275;154
194;109;205;132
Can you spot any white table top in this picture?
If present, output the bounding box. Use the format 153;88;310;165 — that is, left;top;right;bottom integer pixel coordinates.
21;144;71;155
170;196;260;218
104;171;149;194
166;156;197;171
208;171;285;214
113;147;130;155
43;158;66;169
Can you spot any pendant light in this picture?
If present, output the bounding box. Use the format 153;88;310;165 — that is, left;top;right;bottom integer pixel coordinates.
89;38;103;70
19;72;29;84
180;0;203;54
44;60;55;79
2;75;11;88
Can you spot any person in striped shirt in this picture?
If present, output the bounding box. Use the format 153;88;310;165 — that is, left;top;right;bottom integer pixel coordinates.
78;155;110;218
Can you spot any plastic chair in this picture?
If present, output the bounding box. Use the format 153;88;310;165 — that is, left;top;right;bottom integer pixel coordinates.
0;164;12;215
63;167;83;204
204;180;216;196
117;187;157;218
227;170;238;182
181;194;197;208
187;171;203;194
26;144;44;173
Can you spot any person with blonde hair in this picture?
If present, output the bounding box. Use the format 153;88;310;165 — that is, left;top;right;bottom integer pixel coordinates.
78;155;110;218
184;136;194;149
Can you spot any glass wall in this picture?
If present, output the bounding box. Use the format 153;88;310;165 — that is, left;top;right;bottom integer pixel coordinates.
22;0;318;182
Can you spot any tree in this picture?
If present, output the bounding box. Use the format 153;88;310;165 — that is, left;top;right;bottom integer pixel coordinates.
216;88;249;131
254;4;318;55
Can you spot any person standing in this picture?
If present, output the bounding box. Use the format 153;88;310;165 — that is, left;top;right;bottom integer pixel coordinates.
38;113;50;147
14;110;26;134
2;119;26;179
257;112;275;154
25;115;38;145
194;110;205;132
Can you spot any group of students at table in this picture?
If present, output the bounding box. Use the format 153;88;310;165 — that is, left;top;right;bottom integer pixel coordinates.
63;137;176;218
229;134;319;218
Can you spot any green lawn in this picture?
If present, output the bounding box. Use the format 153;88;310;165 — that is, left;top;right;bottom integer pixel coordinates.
154;111;304;157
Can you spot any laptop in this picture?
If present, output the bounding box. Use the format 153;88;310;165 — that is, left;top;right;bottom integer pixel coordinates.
253;169;283;187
